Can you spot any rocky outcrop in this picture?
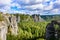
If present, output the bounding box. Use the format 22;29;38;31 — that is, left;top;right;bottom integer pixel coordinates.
32;14;45;22
0;13;20;40
10;15;18;35
0;21;7;40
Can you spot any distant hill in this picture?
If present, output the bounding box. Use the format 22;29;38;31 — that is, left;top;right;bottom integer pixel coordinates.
40;15;60;21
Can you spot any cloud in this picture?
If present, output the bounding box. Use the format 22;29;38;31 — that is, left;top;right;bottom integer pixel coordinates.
51;9;60;14
0;0;12;5
0;0;60;15
44;4;53;10
25;3;44;10
35;0;43;3
53;3;60;9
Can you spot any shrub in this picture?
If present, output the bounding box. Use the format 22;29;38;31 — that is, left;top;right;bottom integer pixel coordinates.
0;14;4;21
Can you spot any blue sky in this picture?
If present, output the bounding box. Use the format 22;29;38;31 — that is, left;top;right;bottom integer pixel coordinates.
0;0;60;15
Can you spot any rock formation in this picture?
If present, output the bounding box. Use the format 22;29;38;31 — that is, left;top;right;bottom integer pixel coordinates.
10;15;18;35
0;21;7;40
0;13;20;40
32;14;45;22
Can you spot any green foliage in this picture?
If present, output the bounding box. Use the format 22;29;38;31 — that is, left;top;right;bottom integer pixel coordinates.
37;38;44;40
54;24;59;30
7;34;18;40
18;21;48;40
14;14;33;21
0;12;60;40
7;21;48;40
7;14;50;40
0;13;4;21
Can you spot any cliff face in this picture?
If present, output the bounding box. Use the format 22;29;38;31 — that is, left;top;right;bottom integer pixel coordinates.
0;14;20;40
3;14;20;35
0;21;7;40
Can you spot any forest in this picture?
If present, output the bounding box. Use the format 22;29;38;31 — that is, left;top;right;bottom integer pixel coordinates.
0;12;60;40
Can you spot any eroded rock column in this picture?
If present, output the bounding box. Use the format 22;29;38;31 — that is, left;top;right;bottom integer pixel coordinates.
0;21;7;40
11;15;18;35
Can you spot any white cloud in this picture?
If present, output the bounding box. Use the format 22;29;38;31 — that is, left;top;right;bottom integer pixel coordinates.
0;0;60;15
14;0;30;4
44;4;53;10
35;0;43;3
44;0;50;2
11;3;21;8
24;0;30;4
25;3;44;9
0;0;12;5
22;0;30;4
23;0;43;4
55;0;60;4
52;9;59;14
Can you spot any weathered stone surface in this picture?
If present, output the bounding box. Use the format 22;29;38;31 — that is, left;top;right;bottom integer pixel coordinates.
38;16;45;22
32;14;45;22
2;14;11;26
0;14;20;40
3;14;18;35
10;15;18;35
16;15;20;23
0;21;7;40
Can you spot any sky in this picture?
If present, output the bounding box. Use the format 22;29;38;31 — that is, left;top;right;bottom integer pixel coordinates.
0;0;60;15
